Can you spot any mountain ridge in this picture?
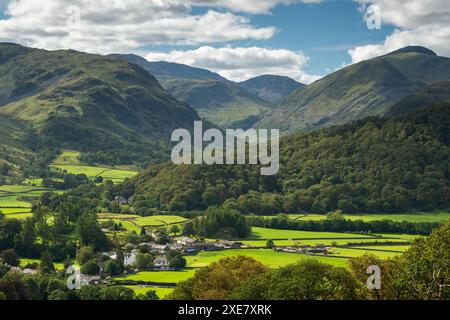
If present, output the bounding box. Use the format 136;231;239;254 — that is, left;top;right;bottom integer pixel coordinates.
256;46;450;133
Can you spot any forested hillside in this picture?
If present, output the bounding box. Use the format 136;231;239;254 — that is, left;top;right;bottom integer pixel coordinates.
127;104;450;214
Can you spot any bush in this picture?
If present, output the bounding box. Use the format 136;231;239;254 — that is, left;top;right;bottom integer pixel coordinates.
80;260;100;275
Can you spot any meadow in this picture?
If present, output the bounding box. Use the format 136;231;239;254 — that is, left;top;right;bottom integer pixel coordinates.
246;227;381;240
185;249;349;268
97;214;187;232
51;150;138;183
240;237;411;247
123;285;174;298
265;212;450;223
0;185;54;219
115;269;197;284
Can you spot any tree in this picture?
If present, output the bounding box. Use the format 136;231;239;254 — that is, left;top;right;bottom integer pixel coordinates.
40;250;55;273
135;253;154;270
349;254;407;300
168;225;180;236
231;260;358;300
80;260;100;276
76;246;94;265
100;286;135;300
169;256;268;300
401;219;450;299
79;285;102;300
48;289;68;300
137;290;159;300
266;240;275;249
103;259;123;276
169;255;186;270
192;206;250;238
76;214;110;251
0;249;20;266
182;222;195;236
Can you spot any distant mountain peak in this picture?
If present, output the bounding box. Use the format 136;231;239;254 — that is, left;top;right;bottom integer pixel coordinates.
387;46;437;57
240;74;305;104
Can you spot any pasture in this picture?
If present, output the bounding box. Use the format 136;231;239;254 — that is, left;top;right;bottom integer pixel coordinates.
240;237;411;247
115;269;197;284
0;185;53;219
123;285;174;298
51;164;137;183
134;215;187;227
185;249;349;268
247;227;380;240
267;212;450;223
97;214;187;233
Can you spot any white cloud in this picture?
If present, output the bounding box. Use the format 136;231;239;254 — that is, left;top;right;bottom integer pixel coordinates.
0;0;276;53
350;0;450;63
189;0;323;14
145;46;321;83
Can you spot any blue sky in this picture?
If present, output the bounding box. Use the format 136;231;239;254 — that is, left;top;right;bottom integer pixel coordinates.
132;1;395;75
0;0;446;82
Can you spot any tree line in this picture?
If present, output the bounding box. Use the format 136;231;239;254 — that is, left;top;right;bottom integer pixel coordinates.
126;105;450;214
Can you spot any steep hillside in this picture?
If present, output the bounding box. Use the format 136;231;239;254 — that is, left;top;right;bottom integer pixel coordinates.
257;46;450;132
125;104;450;214
117;54;272;129
0;43;202;166
388;81;450;117
240;75;305;104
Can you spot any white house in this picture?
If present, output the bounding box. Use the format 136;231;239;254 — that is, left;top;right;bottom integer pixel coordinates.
154;256;169;270
124;249;139;266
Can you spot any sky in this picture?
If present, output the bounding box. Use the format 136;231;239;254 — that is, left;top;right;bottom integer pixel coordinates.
0;0;448;83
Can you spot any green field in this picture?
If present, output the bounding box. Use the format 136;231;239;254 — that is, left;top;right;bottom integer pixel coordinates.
134;215;187;227
51;151;137;183
52;150;83;165
328;247;404;259
115;269;197;284
0;185;53;218
185;249;349;268
352;245;411;252
51;164;137;183
97;213;187;232
267;212;450;223
246;227;379;240
240;237;411;247
123;285;174;298
20;258;65;270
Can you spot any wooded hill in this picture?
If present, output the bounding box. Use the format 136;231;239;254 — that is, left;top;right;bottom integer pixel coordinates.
126;103;450;214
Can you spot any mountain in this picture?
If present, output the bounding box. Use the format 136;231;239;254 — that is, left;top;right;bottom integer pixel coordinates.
257;46;450;132
124;103;450;214
239;75;305;104
117;54;272;129
0;43;202;166
388;81;450;117
120;54;227;82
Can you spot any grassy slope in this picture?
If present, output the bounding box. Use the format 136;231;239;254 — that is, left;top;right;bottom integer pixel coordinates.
258;48;450;132
118;54;272;129
0;43;202;164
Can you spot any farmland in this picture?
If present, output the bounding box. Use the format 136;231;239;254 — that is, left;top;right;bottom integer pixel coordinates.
115;269;197;284
123;285;174;298
50;150;138;183
97;213;187;232
246;227;381;240
264;212;450;223
0;185;54;219
185;249;349;268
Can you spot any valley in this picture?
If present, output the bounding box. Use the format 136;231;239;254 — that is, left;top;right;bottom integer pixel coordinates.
0;43;449;301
